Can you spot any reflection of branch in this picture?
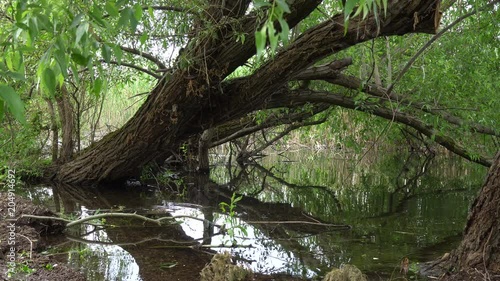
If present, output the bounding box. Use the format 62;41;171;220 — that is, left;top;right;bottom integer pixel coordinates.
245;220;350;229
251;163;342;211
395;153;435;194
66;231;222;247
20;213;220;228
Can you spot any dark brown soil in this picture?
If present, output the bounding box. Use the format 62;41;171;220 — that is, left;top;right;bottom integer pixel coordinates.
0;192;86;281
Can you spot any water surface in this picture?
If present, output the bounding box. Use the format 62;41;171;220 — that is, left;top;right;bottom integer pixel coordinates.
27;151;486;280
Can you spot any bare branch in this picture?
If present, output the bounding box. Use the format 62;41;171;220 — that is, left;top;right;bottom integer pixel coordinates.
100;60;162;79
119;45;167;70
211;105;329;147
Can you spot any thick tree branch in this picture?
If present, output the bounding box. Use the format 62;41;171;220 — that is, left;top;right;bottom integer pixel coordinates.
223;0;441;120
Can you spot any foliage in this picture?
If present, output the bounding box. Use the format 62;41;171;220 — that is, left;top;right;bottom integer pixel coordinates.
0;0;498;177
7;260;36;278
219;192;248;245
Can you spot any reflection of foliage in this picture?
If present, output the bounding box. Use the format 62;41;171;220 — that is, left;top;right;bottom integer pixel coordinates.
211;151;487;275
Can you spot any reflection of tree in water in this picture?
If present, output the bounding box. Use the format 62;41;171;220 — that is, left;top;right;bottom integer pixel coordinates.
46;175;349;279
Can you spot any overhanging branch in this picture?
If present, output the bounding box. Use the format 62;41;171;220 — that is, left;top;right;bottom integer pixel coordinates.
303;71;500;137
268;89;492;167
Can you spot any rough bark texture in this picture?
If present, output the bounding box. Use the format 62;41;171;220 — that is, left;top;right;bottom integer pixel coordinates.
54;0;440;184
447;151;500;275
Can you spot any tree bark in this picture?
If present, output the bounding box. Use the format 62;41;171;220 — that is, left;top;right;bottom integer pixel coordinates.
55;86;75;164
54;0;441;184
45;98;59;162
446;151;500;276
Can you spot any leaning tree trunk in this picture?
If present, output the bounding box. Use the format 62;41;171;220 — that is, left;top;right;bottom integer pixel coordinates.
54;0;440;184
445;151;500;276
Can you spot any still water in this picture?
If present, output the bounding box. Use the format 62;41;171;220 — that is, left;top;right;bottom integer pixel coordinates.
28;151;486;280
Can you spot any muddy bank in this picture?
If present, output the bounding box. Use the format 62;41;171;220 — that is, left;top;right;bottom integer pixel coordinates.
0;192;85;280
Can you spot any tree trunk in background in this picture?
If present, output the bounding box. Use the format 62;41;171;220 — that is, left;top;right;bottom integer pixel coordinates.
55;86;75;163
46;98;59;162
54;0;440;185
446;151;500;276
197;129;214;173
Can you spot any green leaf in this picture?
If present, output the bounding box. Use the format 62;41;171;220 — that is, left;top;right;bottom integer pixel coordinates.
101;43;111;63
255;26;267;58
42;68;56;96
276;0;291;13
75;22;88;45
15;22;29;30
133;3;143;21
0;84;26;124
278;18;289;44
37;14;52;30
268;23;278;52
4;71;26;81
88;10;107;27
148;6;154;18
105;2;120;17
344;0;359;18
70;13;84;29
111;44;123;64
139;33;148;45
92;77;103;96
28;17;39;40
129;9;139;32
70;64;80;83
117;8;130;29
71;52;89;66
54;50;68;77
